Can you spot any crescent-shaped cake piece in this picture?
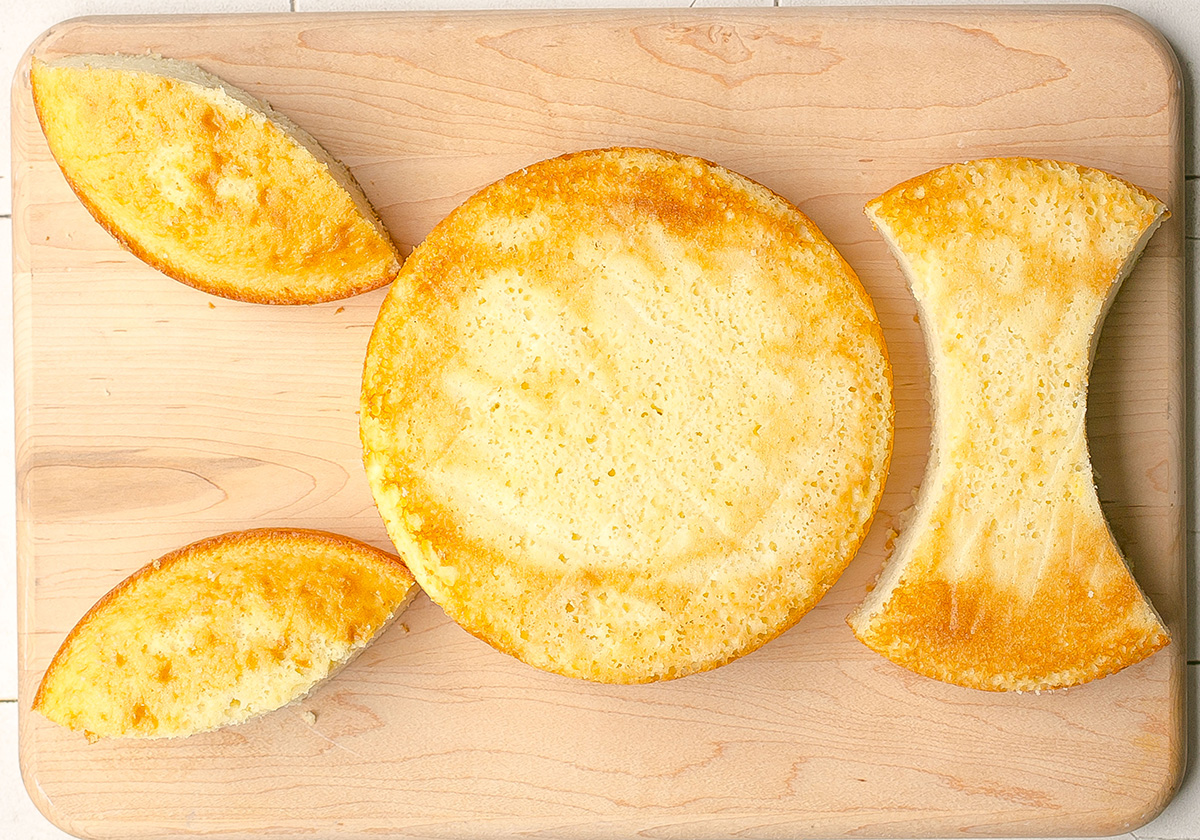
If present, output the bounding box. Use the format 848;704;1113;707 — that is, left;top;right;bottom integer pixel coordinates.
34;529;417;740
361;147;894;683
849;158;1171;691
30;54;401;304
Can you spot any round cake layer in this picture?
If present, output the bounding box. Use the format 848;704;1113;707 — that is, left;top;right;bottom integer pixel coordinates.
361;147;893;682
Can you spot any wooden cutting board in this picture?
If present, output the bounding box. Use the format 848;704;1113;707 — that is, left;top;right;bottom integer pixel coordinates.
12;7;1186;839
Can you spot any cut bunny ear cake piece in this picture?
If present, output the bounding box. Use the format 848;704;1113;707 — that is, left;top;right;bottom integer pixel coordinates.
33;529;417;741
849;158;1170;692
30;54;401;304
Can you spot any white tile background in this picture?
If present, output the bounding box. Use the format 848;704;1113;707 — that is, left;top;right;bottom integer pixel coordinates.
2;1;1197;838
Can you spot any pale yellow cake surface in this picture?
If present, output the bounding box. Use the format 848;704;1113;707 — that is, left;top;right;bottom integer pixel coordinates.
30;54;400;304
850;158;1170;691
33;529;417;740
361;147;894;683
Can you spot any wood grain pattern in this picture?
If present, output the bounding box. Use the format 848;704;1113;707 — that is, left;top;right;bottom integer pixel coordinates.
12;8;1186;839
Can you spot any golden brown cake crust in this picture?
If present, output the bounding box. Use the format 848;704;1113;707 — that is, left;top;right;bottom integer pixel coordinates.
850;158;1170;692
362;147;894;683
33;529;416;740
30;55;401;304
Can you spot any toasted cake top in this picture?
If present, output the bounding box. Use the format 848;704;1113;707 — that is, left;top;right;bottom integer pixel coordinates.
34;529;417;740
31;54;401;304
851;158;1169;691
362;147;893;683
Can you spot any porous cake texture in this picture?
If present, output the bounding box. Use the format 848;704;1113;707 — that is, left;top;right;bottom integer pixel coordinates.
34;529;417;740
362;147;893;683
31;54;400;304
850;158;1170;691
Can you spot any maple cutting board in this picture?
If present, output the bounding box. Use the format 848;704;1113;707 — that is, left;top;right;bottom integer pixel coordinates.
12;7;1186;839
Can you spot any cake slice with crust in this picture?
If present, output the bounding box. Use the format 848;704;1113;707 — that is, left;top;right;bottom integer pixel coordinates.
849;158;1170;691
30;54;401;304
34;529;417;740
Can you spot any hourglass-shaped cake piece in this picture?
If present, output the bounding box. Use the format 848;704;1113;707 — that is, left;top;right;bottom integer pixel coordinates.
849;158;1170;692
